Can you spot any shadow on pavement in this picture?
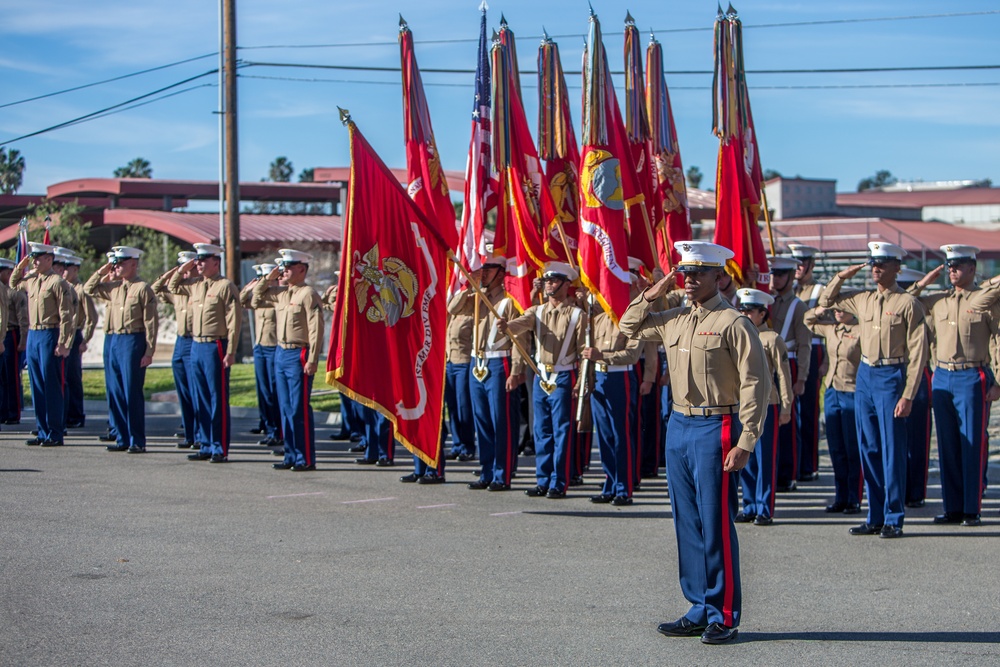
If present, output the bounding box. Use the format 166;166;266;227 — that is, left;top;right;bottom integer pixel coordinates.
744;631;1000;643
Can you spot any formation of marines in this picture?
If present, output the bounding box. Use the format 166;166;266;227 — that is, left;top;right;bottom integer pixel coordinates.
3;237;998;644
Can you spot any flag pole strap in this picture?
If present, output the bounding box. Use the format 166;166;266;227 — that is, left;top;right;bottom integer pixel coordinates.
449;253;544;378
759;187;777;255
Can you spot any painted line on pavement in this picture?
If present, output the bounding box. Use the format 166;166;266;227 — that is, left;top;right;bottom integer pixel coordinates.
342;496;397;505
417;503;457;510
267;492;326;499
490;511;523;517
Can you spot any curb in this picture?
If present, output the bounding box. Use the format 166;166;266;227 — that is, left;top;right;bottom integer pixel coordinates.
80;399;343;426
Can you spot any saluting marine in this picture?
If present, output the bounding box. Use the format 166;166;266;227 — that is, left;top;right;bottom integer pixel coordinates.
0;257;29;425
621;241;770;645
241;263;283;449
11;242;74;447
52;247;96;429
84;246;158;453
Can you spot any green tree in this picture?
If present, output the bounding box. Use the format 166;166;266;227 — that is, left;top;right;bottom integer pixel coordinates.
762;169;782;181
268;156;293;183
686;165;703;189
857;169;896;192
298;167;315;183
0;147;26;194
114;157;153;178
115;226;184;285
26;199;100;276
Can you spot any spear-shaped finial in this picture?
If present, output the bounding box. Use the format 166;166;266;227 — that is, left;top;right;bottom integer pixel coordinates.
625;10;635;26
649;27;657;43
717;3;725;19
491;28;500;45
399;14;408;30
499;13;508;28
541;26;551;44
44;215;51;226
338;107;352;126
479;0;488;12
589;2;596;18
726;3;737;18
19;215;27;227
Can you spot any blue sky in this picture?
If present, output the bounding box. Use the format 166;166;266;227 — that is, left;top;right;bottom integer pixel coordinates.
2;0;998;199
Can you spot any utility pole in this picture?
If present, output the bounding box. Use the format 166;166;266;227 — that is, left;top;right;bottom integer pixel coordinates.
223;0;240;281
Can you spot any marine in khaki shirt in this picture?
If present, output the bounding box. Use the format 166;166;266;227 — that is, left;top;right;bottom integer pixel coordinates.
252;265;324;371
153;263;197;339
241;279;278;348
11;253;74;352
445;289;475;365
501;288;588;391
169;259;242;361
84;258;159;363
768;257;811;394
818;264;928;406
804;307;861;393
0;280;8;352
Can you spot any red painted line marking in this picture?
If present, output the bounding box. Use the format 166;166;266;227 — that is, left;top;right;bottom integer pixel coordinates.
490;511;522;517
341;497;397;505
267;492;326;499
417;503;457;510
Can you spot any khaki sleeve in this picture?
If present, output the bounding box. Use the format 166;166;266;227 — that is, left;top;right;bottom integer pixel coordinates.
601;336;641;366
774;336;794;416
15;292;29;331
791;302;811;379
818;274;861;316
239;281;256;309
151;268;177;299
142;285;158;356
0;286;8;339
504;305;538;337
167;270;195;296
641;342;659;382
307;290;324;368
730;317;772;452
447;289;473;316
225;282;242;356
619;292;670;343
83;269;115;300
252;278;282;308
82;294;98;343
966;278;1000;310
902;299;929;401
57;280;74;349
9;261;28;290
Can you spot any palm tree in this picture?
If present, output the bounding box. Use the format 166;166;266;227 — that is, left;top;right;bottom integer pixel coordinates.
0;148;26;195
268;156;293;183
114;157;153;178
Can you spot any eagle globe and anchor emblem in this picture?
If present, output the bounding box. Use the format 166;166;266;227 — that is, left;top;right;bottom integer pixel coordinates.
352;243;419;327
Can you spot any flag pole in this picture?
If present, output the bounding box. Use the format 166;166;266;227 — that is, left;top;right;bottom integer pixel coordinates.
759;187;776;254
449;252;544;378
553;219;576;269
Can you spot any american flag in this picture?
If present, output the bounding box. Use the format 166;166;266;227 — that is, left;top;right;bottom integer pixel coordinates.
454;3;493;282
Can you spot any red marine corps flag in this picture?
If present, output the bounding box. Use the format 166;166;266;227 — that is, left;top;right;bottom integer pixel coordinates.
712;5;769;288
327;114;450;468
399;16;458;250
576;8;635;323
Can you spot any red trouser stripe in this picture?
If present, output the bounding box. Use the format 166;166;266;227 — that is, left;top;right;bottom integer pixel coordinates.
624;370;634;496
633;362;642;483
301;348;313;465
789;358;799;476
769;403;780;515
720;414;735;627
14;330;22;412
502;357;513;485
217;341;228;457
921;368;932;497
977;368;988;511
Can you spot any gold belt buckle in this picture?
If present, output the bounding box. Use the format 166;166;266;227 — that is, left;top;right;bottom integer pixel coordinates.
596;362;607;373
545;364;554;374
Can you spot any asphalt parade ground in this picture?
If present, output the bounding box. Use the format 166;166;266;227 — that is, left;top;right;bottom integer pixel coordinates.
2;406;999;667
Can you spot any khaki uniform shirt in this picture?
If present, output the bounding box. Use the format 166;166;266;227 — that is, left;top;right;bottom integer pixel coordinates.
591;308;641;369
7;287;29;332
169;272;242;356
252;281;324;367
795;278;826;308
804;309;861;392
62;277;79;333
506;299;588;381
759;325;793;414
72;281;98;342
771;289;812;378
152;270;195;338
620;291;771;453
83;271;159;356
910;283;999;366
10;266;74;348
240;284;278;347
469;288;526;375
819;275;929;400
0;282;8;338
445;290;474;364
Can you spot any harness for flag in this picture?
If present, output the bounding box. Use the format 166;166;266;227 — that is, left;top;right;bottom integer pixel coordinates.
491;29;561;312
622;13;659;274
399;17;458;250
577;8;636;324
712;5;769;288
646;32;692;271
15;216;29;263
453;3;494;291
327;114;449;468
537;30;580;260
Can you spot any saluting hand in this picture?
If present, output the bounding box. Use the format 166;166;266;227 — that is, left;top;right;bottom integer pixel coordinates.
917;265;944;289
837;263;866;280
267;266;281;282
180;259;198;274
723;447;751;473
643;271;677;302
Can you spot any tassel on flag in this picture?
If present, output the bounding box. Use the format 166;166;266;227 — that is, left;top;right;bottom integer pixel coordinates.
399;17;458;250
453;3;495;289
646;32;692;271
712;5;770;288
15;216;29;264
326;114;450;469
537;30;580;260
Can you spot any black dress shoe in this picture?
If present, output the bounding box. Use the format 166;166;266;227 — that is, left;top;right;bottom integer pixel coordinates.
776;481;797;492
4;419;20;425
188;452;211;461
257;438;274;446
41;440;64;447
272;448;284;457
797;472;820;482
734;512;756;523
468;480;490;490
31;429;38;435
546;488;566;499
701;622;739;644
174;431;186;438
99;432;117;442
569;475;585;487
25;437;43;446
273;462;294;470
250;427;265;435
400;473;420;483
375;458;393;467
825;502;847;513
521;446;535;456
753;515;773;526
933;512;962;524
126;446;145;454
457;452;476;462
843;504;861;514
525;485;548;497
292;464;315;471
66;421;84;429
177;441;194;449
961;514;982;527
879;525;904;539
445;451;460;460
849;523;883;535
611;496;632;506
418;474;444;484
209;454;227;463
656;617;707;637
487;482;510;491
905;499;925;508
348;443;366;453
349;434;362;443
107;444;129;452
355;458;377;465
590;494;613;504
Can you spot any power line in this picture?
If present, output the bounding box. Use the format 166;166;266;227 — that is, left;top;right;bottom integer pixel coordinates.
242;60;1000;77
0;53;217;110
239;9;1000;49
61;83;216;128
0;69;219;147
